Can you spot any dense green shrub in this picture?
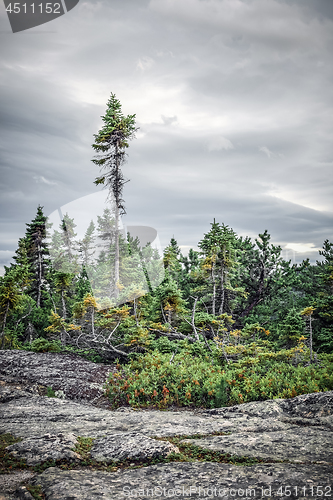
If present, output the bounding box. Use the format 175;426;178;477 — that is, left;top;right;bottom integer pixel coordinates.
23;338;61;353
105;350;226;409
149;336;176;353
224;361;333;405
105;344;333;409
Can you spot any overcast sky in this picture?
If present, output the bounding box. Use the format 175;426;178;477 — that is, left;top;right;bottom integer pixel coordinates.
0;0;332;274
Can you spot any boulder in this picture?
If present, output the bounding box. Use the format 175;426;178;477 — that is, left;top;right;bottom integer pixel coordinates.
5;433;81;466
90;432;179;463
0;350;116;403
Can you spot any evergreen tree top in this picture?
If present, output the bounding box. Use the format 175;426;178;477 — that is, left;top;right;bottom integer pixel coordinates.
92;93;137;151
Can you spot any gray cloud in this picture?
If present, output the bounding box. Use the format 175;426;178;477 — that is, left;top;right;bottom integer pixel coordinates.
0;0;332;273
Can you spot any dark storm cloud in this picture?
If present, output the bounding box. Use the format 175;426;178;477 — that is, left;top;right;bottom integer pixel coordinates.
0;0;332;273
282;0;333;21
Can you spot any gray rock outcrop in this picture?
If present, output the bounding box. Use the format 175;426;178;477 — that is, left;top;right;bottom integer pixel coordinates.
91;432;179;462
182;426;333;463
0;350;332;499
0;350;116;403
30;462;332;500
5;433;81;466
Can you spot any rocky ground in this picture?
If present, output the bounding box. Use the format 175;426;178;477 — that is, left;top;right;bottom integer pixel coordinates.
0;350;332;499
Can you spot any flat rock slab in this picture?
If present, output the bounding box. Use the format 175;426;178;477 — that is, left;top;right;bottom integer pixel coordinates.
91;432;179;462
6;433;81;466
0;350;116;402
0;388;297;440
0;389;272;439
203;391;333;419
0;471;36;498
182;426;333;464
32;463;333;499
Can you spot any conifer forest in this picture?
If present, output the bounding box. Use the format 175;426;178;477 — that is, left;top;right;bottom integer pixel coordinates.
1;95;333;409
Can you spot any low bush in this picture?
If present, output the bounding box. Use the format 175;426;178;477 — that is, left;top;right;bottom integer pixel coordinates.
105;349;226;409
224;360;333;405
105;342;333;409
23;338;62;353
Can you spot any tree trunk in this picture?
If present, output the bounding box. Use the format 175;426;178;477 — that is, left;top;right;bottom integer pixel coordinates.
218;265;225;315
37;239;42;308
191;297;199;341
309;314;313;364
211;262;216;316
61;289;67;319
91;307;95;336
114;202;119;299
0;301;10;348
114;141;120;299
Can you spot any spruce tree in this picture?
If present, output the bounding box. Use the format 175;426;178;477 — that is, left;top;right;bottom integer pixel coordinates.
235;230;292;321
78;220;95;267
314;240;333;351
92;93;137;299
25;206;50;308
0;268;21;347
280;307;305;347
198;221;236;316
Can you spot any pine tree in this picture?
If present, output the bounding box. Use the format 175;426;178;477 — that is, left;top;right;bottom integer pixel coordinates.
92;93;137;299
53;272;73;319
198;221;236;316
235;230;292;321
280;308;305;347
0;268;21;347
300;306;315;363
314;240;333;352
163;237;183;283
78;220;95;267
11;238;31;293
60;214;79;272
25;206;50;308
76;266;93;300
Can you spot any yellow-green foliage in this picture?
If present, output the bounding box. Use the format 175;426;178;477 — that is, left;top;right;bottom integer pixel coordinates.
214;339;333;405
44;311;81;335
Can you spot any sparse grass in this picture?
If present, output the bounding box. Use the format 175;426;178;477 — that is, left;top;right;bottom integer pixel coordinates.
46;386;56;397
163;437;277;466
0;429;311;482
74;436;94;461
26;483;45;500
0;433;27;473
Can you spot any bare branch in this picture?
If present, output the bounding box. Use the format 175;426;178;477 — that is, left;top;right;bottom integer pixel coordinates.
106;321;121;342
169;345;179;365
190;296;199;341
149;328;197;343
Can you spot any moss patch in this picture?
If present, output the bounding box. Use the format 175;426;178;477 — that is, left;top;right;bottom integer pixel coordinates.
165;437;279;466
26;483;45;499
0;433;27;473
74;436;95;461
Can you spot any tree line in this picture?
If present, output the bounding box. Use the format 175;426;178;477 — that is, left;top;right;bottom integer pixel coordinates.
0;94;332;361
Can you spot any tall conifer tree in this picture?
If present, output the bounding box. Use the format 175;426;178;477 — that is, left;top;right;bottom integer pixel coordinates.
25;206;50;308
92;93;137;298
